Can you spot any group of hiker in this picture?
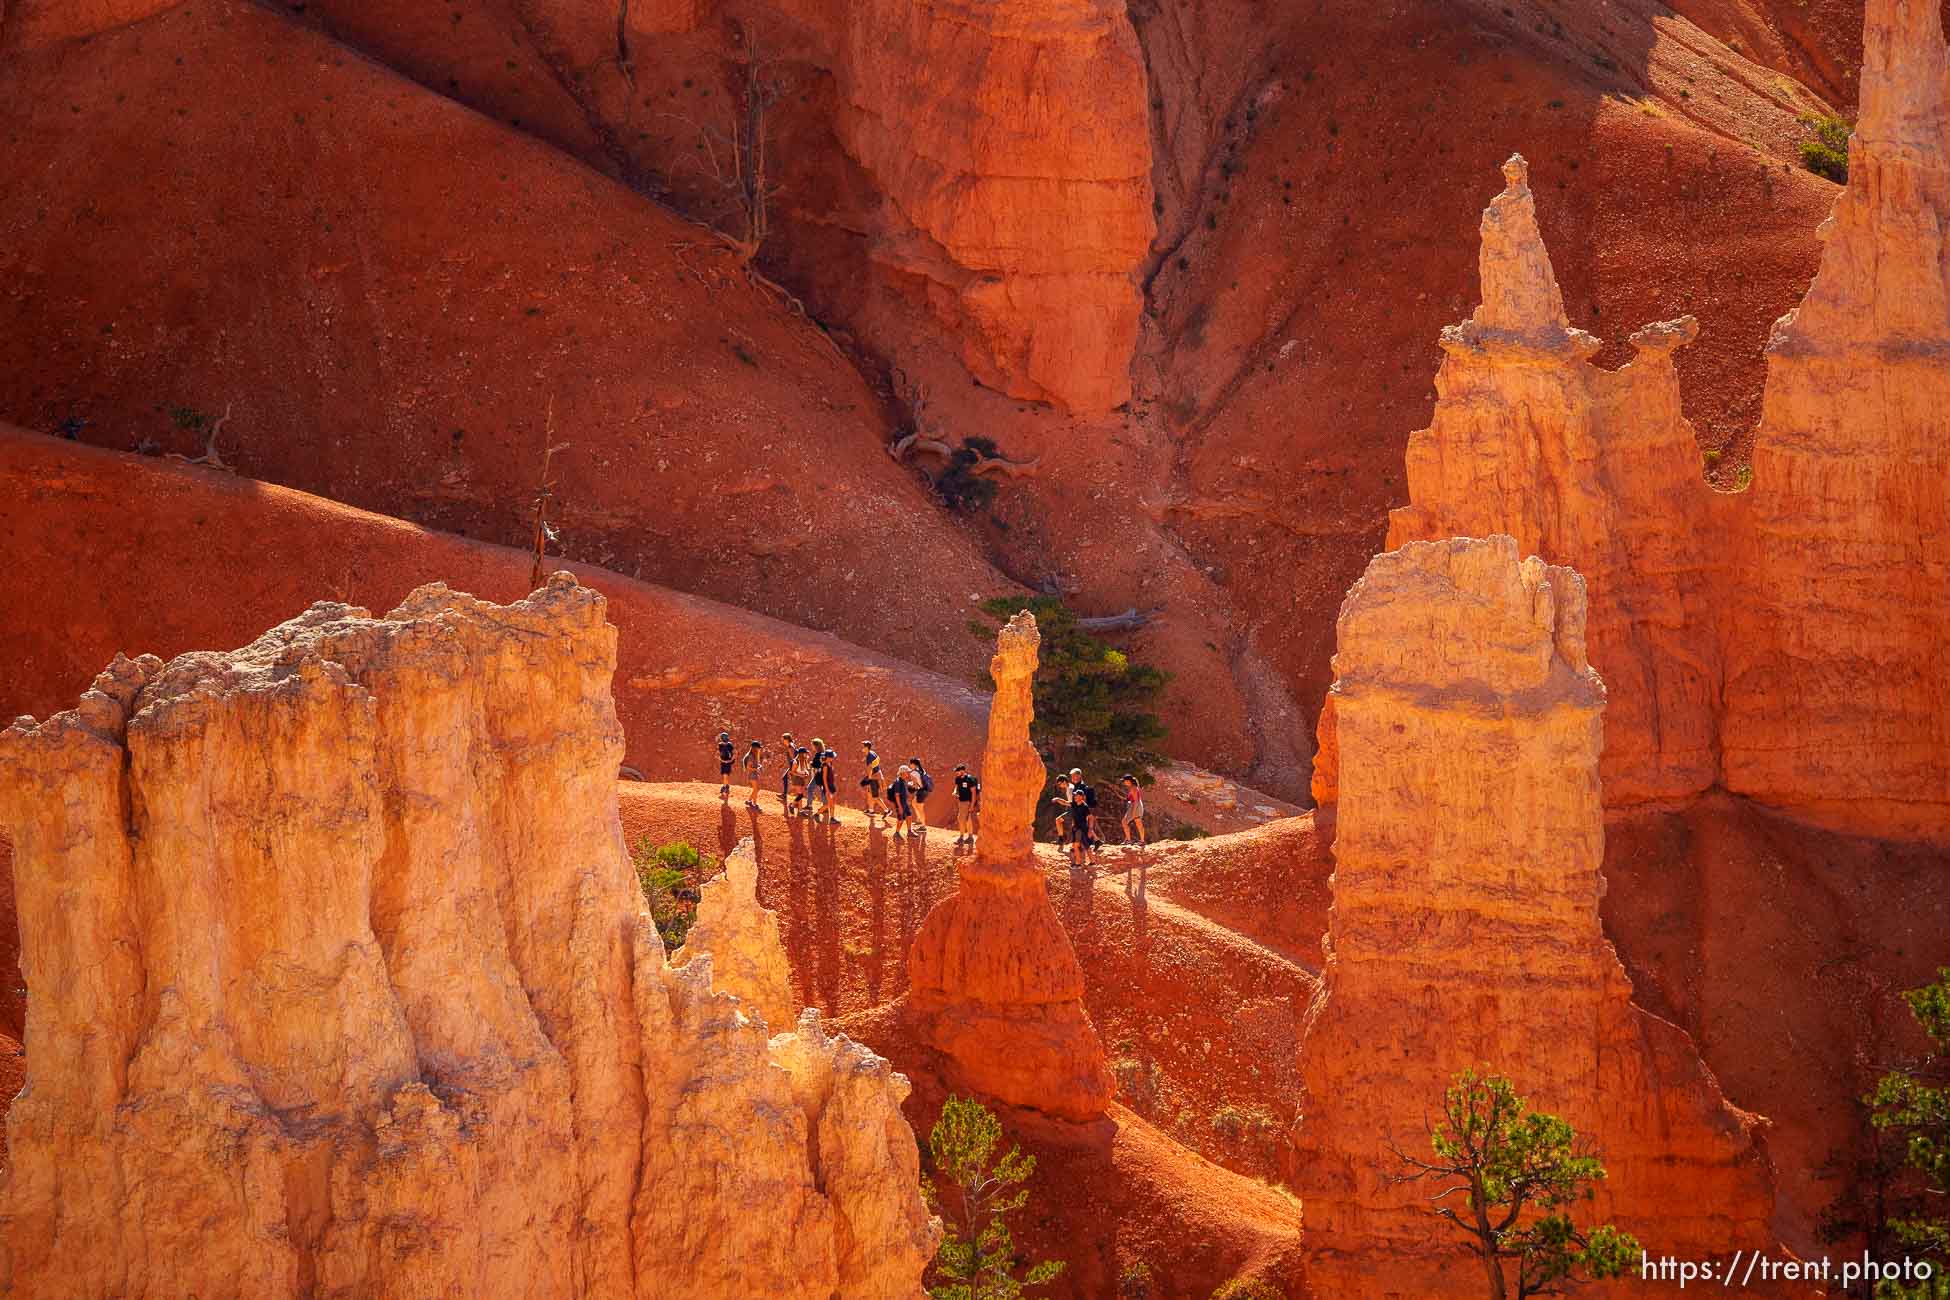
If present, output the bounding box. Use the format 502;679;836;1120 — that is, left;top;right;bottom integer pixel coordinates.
713;733;1150;858
716;733;980;843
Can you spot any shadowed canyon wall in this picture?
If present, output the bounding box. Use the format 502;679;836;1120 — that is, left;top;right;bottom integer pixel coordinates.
1371;0;1950;842
0;576;936;1298
1295;538;1776;1292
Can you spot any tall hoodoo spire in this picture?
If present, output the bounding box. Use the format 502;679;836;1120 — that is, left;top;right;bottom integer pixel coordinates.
1459;154;1597;357
975;611;1044;872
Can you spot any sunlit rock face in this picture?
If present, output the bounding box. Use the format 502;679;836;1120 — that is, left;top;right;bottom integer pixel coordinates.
1294;538;1777;1295
0;575;936;1299
905;611;1113;1122
1723;0;1950;840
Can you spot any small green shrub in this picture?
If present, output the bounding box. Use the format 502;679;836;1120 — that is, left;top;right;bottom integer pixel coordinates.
1118;1260;1156;1299
632;838;712;949
1210;1103;1278;1143
1799;113;1852;183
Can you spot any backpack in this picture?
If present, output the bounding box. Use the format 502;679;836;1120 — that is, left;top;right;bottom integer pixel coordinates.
916;766;934;796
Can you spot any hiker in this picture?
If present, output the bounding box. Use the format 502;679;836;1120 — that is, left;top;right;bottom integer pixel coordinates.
780;732;797;813
818;744;841;825
808;739;831;821
859;741;887;818
1119;774;1146;847
888;764;916;839
741;739;765;807
791;744;812;816
908;756;934;835
1066;783;1092;868
952;763;981;845
1050;774;1074;843
1069;768;1100;863
716;731;735;798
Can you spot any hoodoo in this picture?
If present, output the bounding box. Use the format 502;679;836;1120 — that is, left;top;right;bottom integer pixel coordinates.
904;611;1113;1121
0;576;937;1299
1381;155;1721;806
1295;538;1776;1293
1724;0;1950;837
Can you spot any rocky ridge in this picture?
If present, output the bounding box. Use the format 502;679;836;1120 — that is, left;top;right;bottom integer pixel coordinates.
0;575;936;1298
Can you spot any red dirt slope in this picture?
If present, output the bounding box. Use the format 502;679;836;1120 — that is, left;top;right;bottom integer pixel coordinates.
0;425;987;778
0;0;1012;681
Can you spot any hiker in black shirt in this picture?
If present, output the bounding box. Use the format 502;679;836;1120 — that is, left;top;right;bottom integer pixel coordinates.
741;740;764;808
908;757;933;836
818;748;841;826
952;764;981;846
779;733;796;812
808;739;831;822
888;765;916;839
716;731;735;798
859;742;887;819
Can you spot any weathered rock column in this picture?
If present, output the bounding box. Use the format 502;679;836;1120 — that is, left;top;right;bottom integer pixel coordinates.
1724;0;1950;839
1295;538;1775;1293
905;612;1111;1121
0;576;936;1299
1374;155;1722;808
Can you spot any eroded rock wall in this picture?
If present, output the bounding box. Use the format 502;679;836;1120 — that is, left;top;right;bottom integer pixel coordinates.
1723;0;1950;838
905;612;1112;1121
1383;156;1725;807
828;0;1154;410
0;576;935;1299
1294;538;1775;1291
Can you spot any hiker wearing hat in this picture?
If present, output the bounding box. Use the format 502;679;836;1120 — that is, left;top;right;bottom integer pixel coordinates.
859;741;887;819
715;731;735;798
952;763;981;846
741;739;765;807
1068;768;1099;864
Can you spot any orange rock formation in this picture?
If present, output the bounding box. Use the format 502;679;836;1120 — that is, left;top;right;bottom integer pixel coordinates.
1382;154;1721;806
1377;0;1950;841
675;837;798;1035
826;0;1155;410
0;576;935;1298
1723;0;1950;838
1295;538;1776;1292
905;612;1112;1121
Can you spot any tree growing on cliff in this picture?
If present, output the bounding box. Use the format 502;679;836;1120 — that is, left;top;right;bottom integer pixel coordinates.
1866;968;1950;1299
1390;1069;1639;1299
969;596;1169;827
923;1096;1066;1299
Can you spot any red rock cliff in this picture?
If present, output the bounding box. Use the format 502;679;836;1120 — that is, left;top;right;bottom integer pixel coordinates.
905;611;1112;1121
1294;538;1775;1294
0;576;937;1298
1724;0;1950;839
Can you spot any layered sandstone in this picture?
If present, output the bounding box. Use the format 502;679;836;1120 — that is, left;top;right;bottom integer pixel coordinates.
1295;539;1774;1290
1383;156;1723;806
828;0;1155;411
905;612;1111;1121
675;838;797;1035
1723;0;1950;838
0;576;935;1298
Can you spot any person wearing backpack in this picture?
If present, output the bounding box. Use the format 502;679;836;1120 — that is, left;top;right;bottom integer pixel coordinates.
741;739;765;808
952;764;981;846
908;757;934;835
1068;768;1099;864
808;739;831;822
818;747;841;825
888;765;916;839
715;731;735;798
